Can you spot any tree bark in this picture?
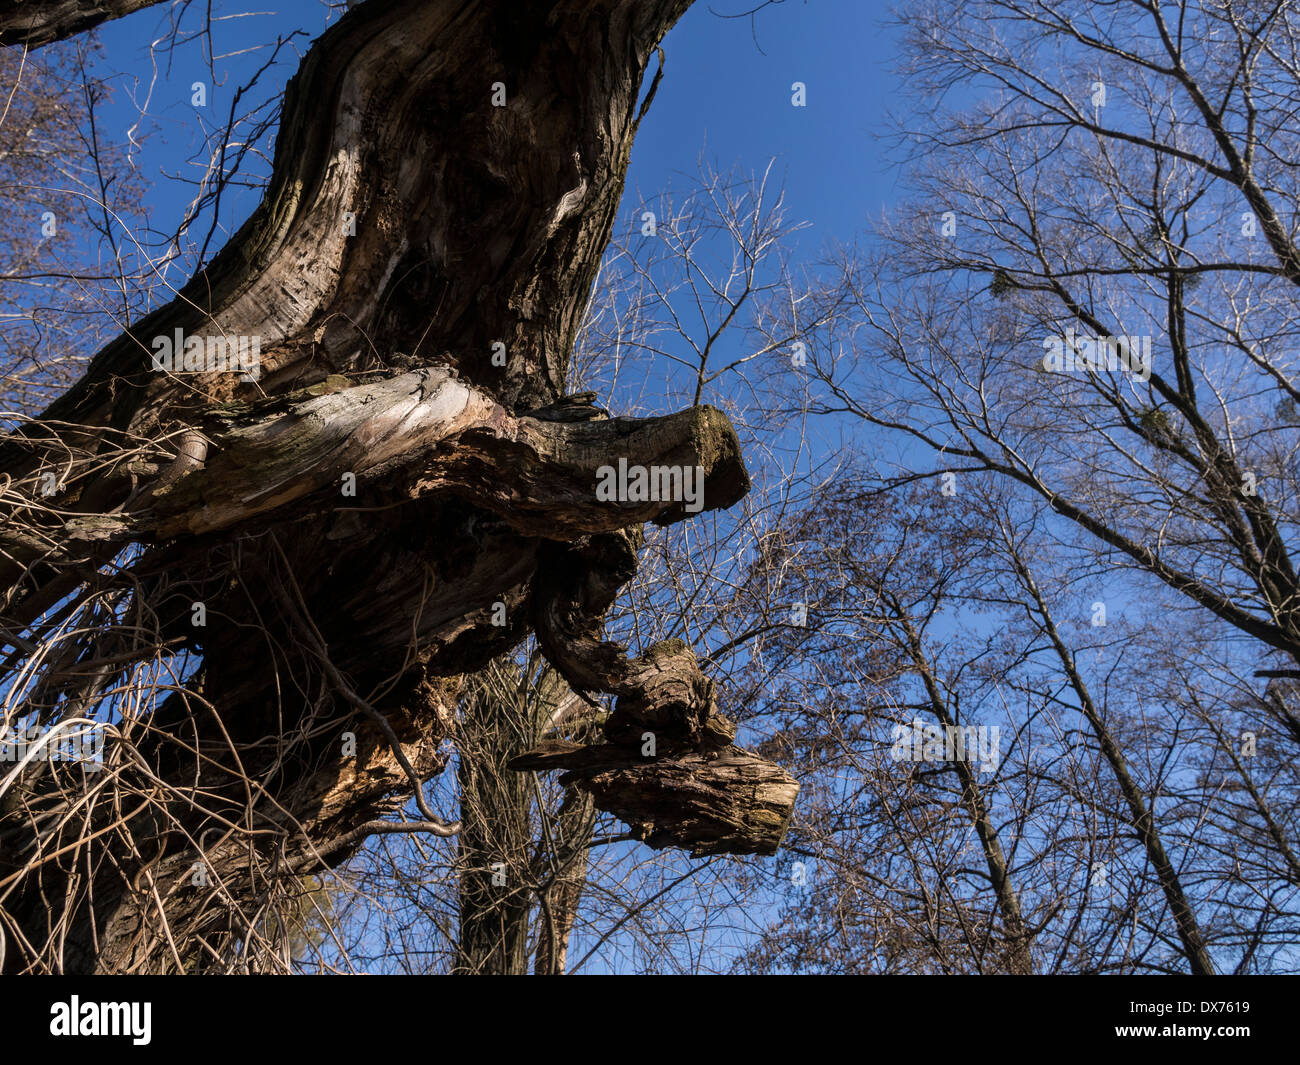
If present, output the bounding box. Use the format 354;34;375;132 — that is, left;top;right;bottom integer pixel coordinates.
453;672;535;976
0;0;166;47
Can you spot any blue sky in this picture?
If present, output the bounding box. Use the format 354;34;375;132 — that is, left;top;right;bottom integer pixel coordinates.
84;0;904;291
631;0;903;244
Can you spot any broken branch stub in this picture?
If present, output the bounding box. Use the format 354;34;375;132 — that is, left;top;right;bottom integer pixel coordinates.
513;742;799;858
0;370;751;582
515;541;799;857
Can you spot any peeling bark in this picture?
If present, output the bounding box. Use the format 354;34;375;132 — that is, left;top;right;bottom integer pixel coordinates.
2;369;747;579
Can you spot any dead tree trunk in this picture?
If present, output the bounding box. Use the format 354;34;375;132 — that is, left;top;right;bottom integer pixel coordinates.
0;0;797;973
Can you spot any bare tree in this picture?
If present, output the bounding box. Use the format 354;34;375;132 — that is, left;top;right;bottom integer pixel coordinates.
801;0;1300;676
729;472;1291;973
0;39;152;412
735;0;1300;972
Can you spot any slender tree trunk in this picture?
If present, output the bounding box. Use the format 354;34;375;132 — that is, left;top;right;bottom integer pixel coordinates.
1012;556;1218;975
453;674;533;976
892;605;1037;975
533;791;594;975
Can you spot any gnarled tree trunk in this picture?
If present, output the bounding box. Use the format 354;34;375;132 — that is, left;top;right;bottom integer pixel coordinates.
0;0;797;974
